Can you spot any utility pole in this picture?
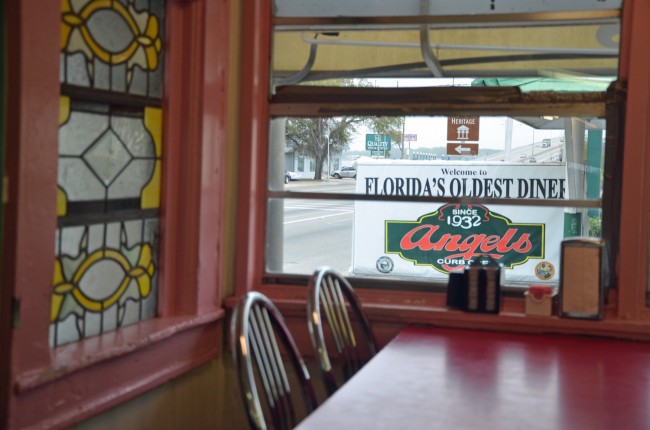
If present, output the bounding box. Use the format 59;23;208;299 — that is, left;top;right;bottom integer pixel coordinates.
402;116;406;159
531;129;536;158
326;119;330;179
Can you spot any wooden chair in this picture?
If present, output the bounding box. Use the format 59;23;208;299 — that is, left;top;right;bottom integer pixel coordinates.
231;291;317;430
307;267;378;396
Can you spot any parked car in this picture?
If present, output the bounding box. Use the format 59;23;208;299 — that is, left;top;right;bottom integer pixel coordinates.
331;166;356;179
284;170;300;184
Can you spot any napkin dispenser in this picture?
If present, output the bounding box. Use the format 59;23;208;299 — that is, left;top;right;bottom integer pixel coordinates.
447;255;503;313
559;238;605;320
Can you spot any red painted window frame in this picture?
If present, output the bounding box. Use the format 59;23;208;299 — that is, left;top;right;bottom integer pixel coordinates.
235;0;650;341
0;1;230;428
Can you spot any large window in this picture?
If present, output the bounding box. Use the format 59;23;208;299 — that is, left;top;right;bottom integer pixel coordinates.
263;2;620;293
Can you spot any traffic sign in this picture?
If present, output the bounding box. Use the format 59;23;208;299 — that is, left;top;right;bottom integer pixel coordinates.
366;134;391;151
402;134;417;142
447;116;480;141
446;143;479;156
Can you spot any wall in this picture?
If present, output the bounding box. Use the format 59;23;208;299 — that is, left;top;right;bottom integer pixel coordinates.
72;357;249;430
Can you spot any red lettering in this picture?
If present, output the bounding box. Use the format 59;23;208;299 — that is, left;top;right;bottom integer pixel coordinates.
399;226;534;260
459;234;486;261
479;235;501;252
399;225;439;250
511;233;532;253
433;234;461;252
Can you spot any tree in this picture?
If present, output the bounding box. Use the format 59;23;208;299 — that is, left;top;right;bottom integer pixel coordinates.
372;116;406;159
286;116;364;179
285;79;407;179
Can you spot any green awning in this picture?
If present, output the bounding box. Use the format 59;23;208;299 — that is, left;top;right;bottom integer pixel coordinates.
471;77;613;93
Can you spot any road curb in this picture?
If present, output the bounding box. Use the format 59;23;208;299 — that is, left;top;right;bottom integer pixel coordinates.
286;179;355;188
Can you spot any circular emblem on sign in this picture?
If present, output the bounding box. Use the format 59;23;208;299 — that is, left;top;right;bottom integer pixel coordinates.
535;261;555;281
376;256;394;274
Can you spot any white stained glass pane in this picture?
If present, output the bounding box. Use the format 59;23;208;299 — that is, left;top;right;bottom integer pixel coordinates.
55;314;81;346
65;53;91;87
83;129;133;186
59;52;65;83
102;304;119;333
59;226;84;258
108;160;155;199
86;9;135;53
123;219;144;248
84;310;102;338
149;65;164;99
120;299;141;327
144;218;159;245
77;259;125;302
111;116;156;157
93;57;110;91
129;68;148;96
88;223;105;252
58;158;106;201
141;280;158;320
59;111;109;156
105;222;122;250
111;63;128;93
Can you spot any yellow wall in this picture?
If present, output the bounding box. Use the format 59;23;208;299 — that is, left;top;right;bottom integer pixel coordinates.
72;358;248;430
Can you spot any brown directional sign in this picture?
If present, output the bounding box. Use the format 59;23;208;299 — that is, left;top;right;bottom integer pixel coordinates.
447;116;480;141
447;143;479;156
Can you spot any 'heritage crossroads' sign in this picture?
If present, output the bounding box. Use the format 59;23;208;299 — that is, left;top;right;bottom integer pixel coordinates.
352;160;566;285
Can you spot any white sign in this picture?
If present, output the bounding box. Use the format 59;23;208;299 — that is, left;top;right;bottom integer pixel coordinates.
353;160;567;286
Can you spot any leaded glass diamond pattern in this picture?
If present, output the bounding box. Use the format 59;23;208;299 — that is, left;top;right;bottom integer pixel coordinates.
83;129;132;185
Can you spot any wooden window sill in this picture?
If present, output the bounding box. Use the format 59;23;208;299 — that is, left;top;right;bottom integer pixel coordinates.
11;308;224;430
232;285;650;343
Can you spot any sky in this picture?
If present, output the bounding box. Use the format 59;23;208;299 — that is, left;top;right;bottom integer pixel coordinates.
349;78;564;152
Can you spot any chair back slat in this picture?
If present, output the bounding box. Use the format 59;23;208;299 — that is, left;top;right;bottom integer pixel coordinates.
323;276;361;380
232;292;317;430
321;278;345;352
307;267;378;396
249;306;288;428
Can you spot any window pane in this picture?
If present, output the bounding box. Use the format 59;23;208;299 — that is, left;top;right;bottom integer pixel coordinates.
273;0;621;18
269;5;618;291
267;112;605;288
53;0;165;347
273;114;605;198
267;197;354;275
61;0;165;97
268;195;602;288
273;26;618;86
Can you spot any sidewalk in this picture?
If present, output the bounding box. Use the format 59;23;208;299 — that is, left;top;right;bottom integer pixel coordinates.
286;178;355;188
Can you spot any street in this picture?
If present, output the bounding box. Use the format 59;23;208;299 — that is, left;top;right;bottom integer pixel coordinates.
281;180;356;274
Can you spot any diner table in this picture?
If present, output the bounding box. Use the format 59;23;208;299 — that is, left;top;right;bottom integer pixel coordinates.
295;325;650;430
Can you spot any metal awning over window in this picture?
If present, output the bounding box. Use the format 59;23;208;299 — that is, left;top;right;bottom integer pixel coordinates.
271;0;621;86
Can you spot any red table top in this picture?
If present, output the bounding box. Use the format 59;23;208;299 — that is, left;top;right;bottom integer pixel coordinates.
296;325;650;430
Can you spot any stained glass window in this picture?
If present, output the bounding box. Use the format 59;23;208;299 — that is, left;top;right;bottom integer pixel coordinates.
60;0;164;98
52;0;164;347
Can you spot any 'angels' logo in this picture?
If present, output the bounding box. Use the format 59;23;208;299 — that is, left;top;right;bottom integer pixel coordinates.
385;204;544;274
